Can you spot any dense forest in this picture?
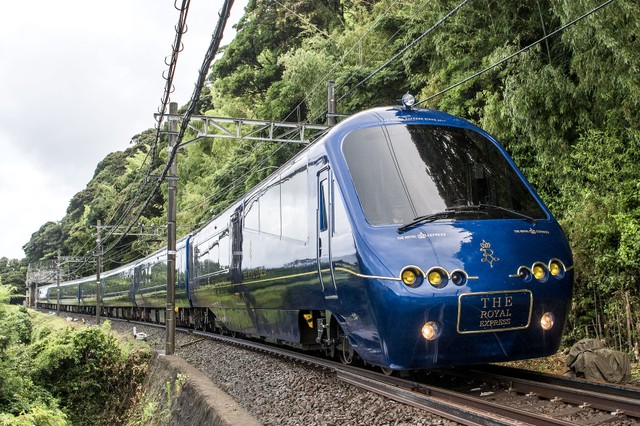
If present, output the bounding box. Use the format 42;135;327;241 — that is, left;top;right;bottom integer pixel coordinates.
18;0;640;355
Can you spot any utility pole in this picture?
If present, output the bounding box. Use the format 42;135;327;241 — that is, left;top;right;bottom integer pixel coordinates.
327;80;336;126
56;250;61;314
166;102;178;355
96;220;102;325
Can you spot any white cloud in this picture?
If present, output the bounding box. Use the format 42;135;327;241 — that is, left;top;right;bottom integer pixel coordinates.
0;0;247;260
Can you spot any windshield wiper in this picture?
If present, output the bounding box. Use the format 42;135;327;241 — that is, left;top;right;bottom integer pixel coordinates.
396;204;537;234
475;204;538;224
397;211;458;233
448;204;537;224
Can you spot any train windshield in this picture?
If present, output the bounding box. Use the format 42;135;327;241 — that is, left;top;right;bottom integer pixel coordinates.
342;124;546;226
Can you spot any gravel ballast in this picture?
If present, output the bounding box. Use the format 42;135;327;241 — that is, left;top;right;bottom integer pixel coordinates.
108;319;458;425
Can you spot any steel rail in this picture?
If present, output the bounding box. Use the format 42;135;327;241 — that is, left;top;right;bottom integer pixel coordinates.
451;364;640;418
187;329;579;425
64;313;638;425
338;366;578;426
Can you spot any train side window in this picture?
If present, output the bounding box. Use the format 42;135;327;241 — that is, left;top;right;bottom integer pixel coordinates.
244;197;260;231
218;230;230;270
319;178;329;232
281;167;308;241
333;181;350;236
260;183;282;236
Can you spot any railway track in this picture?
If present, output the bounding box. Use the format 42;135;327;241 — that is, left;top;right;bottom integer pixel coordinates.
53;312;640;425
183;328;640;426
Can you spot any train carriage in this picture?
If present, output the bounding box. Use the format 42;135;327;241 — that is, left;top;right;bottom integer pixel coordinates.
37;100;573;370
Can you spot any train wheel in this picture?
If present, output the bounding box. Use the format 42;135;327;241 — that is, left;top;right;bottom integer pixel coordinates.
338;334;355;365
380;367;395;376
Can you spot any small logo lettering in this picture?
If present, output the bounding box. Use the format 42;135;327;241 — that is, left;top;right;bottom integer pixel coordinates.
480;240;499;268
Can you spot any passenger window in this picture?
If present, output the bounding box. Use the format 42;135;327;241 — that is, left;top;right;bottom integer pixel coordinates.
244;197;260;231
218;231;230;269
281;167;308;241
319;178;328;232
333;181;350;235
260;183;281;236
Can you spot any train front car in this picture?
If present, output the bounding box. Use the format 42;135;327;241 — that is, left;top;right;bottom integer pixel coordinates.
327;104;573;370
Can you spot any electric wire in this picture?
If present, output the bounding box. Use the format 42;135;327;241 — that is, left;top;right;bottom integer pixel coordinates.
416;0;616;105
308;0;435;124
101;0;235;256
337;0;470;103
100;0;192;250
278;0;402;124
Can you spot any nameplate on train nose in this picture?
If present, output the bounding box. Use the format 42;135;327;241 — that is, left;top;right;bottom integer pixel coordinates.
457;290;532;334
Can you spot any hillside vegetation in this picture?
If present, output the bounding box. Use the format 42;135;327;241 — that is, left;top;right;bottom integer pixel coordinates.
0;285;150;425
23;1;640;355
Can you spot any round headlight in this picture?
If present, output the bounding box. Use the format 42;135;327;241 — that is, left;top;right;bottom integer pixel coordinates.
549;260;565;279
401;92;415;109
532;262;548;282
541;312;555;330
402;269;416;285
401;267;423;288
451;270;467;286
427;268;448;288
421;321;441;340
518;266;533;282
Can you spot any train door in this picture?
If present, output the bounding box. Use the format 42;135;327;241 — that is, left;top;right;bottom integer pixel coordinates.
317;166;338;299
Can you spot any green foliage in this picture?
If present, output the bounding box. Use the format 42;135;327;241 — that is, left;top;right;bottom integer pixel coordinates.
27;321;151;426
0;259;27;298
21;0;640;353
0;307;150;426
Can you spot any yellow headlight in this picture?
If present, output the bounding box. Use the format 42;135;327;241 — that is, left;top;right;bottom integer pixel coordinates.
549;260;564;278
402;270;416;286
533;263;547;281
428;271;442;286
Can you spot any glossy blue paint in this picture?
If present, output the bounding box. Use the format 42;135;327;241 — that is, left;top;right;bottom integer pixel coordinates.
42;105;573;370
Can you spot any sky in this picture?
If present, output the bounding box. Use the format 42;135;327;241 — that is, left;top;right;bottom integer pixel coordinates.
0;1;247;260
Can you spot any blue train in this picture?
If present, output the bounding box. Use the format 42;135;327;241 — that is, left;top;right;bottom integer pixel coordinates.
38;97;573;370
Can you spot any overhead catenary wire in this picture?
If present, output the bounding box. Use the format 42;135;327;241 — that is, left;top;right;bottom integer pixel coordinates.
101;0;235;256
99;0;192;250
337;0;470;103
279;0;402;124
416;0;616;105
308;0;435;124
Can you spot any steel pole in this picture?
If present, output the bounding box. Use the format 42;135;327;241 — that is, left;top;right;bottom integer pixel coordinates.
56;251;61;314
327;80;336;126
166;102;178;355
96;220;102;325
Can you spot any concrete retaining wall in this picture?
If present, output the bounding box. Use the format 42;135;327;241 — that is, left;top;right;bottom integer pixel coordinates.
142;351;261;425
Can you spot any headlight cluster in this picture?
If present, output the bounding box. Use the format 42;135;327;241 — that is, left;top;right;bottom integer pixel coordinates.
400;266;470;289
515;259;566;283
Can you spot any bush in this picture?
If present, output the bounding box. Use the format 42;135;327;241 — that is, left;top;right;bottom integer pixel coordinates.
28;321;151;426
0;307;150;426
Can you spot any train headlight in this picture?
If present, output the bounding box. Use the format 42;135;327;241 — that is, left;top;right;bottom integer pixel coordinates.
517;266;533;282
451;270;468;286
549;260;565;279
401;92;415;109
401;267;423;288
421;321;441;340
532;262;548;282
427;267;448;288
541;312;555;330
